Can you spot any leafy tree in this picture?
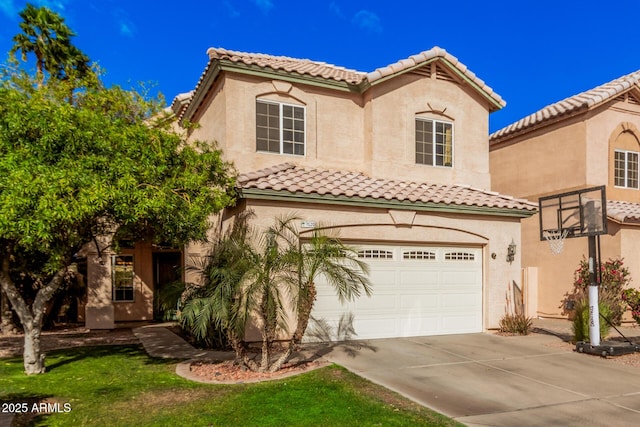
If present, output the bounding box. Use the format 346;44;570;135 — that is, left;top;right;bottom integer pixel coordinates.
176;214;371;373
9;3;92;85
0;71;236;375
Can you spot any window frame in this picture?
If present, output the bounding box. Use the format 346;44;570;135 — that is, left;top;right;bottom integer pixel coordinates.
256;99;306;156
614;149;639;189
415;117;454;168
112;254;135;302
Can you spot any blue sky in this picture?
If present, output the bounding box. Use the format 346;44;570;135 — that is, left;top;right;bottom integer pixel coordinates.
1;0;640;132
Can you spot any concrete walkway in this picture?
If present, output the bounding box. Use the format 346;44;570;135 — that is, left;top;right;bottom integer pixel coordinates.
132;323;234;361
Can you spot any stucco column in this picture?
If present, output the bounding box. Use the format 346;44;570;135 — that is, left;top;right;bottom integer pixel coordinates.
85;236;115;329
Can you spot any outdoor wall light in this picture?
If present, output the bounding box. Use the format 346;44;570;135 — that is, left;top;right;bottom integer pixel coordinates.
507;239;516;264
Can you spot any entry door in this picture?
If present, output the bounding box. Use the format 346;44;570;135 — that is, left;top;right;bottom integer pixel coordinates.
153;252;182;321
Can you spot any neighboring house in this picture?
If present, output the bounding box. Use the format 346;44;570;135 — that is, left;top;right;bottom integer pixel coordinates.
490;70;640;320
85;47;536;339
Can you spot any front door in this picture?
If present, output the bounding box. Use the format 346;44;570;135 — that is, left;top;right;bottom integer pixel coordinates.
153;252;182;321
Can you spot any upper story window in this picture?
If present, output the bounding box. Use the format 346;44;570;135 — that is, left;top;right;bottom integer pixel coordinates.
415;118;453;167
614;149;639;189
256;100;305;156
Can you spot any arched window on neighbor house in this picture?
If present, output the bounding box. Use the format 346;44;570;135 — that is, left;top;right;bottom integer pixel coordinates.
612;128;640;189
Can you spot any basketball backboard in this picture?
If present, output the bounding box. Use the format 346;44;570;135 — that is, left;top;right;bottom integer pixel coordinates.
538;186;607;241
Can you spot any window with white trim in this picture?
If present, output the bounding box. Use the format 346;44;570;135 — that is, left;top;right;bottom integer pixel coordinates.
112;255;135;301
403;250;436;260
445;252;475;261
358;249;394;259
256;100;305;155
415;118;453;167
614;149;639;189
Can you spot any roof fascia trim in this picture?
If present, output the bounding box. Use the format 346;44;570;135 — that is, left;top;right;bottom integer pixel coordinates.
183;62;221;123
367;57;504;111
241;189;537;218
218;60;360;92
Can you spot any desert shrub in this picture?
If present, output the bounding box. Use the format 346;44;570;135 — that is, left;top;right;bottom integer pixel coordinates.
498;281;533;335
562;258;630;325
572;298;612;342
499;313;533;335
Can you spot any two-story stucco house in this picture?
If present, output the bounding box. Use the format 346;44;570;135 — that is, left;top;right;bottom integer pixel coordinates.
490;71;640;320
85;47;536;338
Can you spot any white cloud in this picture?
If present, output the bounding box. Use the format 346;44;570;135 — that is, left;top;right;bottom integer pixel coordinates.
0;0;17;19
224;0;240;18
0;0;70;20
329;2;345;20
352;10;382;34
254;0;273;14
113;8;135;38
31;0;69;12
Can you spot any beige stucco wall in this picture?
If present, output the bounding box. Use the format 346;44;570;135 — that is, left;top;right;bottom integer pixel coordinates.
366;72;492;187
189;70;493;188
232;198;524;334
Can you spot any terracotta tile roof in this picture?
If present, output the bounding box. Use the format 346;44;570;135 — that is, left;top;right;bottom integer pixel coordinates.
238;163;537;213
366;47;505;108
177;47;505;118
207;47;366;85
491;70;640;142
169;91;193;116
607;200;640;223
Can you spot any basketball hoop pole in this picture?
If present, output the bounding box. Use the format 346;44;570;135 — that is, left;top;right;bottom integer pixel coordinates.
588;235;600;346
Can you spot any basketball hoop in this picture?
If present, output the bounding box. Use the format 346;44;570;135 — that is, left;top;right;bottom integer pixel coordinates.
543;230;569;255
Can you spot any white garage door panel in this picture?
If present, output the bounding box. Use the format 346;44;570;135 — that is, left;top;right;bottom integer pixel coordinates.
354;293;398;312
399;295;439;310
310;245;483;340
400;270;440;286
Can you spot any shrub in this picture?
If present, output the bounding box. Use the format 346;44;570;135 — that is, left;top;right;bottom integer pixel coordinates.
572;298;611;342
622;288;640;326
563;258;630;325
498;281;533;335
499;313;533;335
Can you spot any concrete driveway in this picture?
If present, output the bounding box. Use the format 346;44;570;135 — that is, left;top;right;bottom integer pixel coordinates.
319;332;640;426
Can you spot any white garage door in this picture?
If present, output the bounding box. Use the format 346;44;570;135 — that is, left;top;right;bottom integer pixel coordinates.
310;245;483;340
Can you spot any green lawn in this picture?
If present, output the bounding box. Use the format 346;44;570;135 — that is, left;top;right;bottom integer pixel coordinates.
0;345;462;426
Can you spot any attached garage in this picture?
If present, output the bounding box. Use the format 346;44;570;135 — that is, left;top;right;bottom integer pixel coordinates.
311;244;483;340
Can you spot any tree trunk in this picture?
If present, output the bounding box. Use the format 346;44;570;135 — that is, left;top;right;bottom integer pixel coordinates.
23;322;45;374
268;342;293;373
1;288;19;335
0;255;76;375
292;281;317;345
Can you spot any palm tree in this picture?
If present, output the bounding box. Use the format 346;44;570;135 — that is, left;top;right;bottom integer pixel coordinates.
10;4;91;85
291;230;372;345
176;214;371;373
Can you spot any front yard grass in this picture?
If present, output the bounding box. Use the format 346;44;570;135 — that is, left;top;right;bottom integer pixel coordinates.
0;345;462;426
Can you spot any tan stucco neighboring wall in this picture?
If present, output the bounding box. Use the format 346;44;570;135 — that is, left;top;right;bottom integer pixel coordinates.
238;198;524;332
490;118;588;199
491;99;640;320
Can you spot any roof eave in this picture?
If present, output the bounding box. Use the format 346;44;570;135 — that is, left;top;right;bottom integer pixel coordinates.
182;61;221;123
218;59;361;92
367;57;505;112
240;188;537;218
490;105;589;146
